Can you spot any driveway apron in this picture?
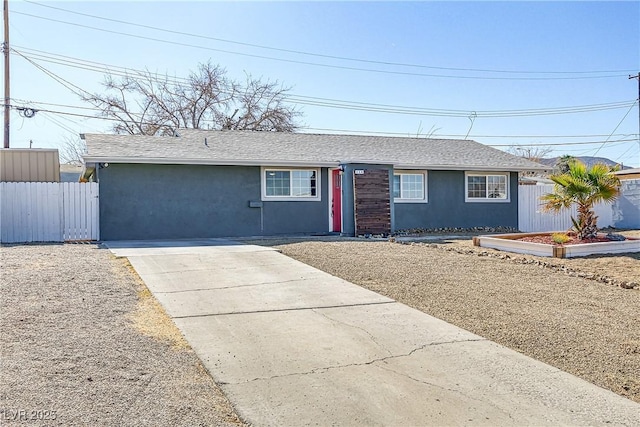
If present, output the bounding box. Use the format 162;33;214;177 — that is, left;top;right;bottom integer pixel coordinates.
105;239;640;426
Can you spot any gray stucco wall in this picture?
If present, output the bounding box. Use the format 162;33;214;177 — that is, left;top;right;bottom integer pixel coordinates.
98;164;329;240
262;168;330;235
612;179;640;229
393;171;519;230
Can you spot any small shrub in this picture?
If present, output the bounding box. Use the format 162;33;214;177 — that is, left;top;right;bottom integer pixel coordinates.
552;233;571;244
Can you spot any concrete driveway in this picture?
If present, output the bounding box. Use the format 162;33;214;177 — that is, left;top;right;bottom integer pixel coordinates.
105;239;640;426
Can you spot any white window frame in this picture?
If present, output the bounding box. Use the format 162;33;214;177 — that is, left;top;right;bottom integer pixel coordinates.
261;167;321;202
393;170;428;203
465;172;510;203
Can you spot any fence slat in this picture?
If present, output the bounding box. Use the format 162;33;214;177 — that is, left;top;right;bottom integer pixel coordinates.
519;184;614;232
1;182;98;243
62;182;99;241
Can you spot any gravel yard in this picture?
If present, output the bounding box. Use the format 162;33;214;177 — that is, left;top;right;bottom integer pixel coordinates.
273;235;640;404
0;244;244;427
2;236;638;426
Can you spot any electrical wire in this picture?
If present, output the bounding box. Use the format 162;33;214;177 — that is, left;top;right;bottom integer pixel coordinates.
299;127;637;146
11;47;193;89
11;98;105;113
613;142;639;163
302;126;634;139
287;96;634;118
40;111;78;134
15;98;639;142
11;11;629;81
12;48;638;161
12;47;637;118
592;100;638;156
9;101;638;164
12;49;93;99
9;98;639;150
488;139;636;147
21;0;636;76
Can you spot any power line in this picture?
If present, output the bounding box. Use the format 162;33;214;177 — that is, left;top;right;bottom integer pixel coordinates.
395;133;635;139
592;100;638;156
11;11;629;81
14;99;639;141
12;46;192;85
9;101;638;159
14;105;640;148
302;127;636;146
13;47;637;118
12;49;639;155
21;0;636;76
288;96;635;118
613;141;639;163
11;98;104;112
11;49;92;98
40;111;77;134
13;49;636;119
488;139;636;147
11;100;638;142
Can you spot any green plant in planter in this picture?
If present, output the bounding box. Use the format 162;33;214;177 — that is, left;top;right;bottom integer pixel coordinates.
541;161;620;240
551;232;571;244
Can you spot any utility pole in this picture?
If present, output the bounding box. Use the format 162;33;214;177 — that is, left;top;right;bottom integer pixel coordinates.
3;0;9;148
630;72;640;167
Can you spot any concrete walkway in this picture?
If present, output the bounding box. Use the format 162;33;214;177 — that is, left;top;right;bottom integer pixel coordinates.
105;239;640;426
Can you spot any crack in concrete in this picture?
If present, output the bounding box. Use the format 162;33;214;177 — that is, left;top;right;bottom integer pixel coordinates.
229;338;487;385
141;262;296;277
157;276;325;294
375;362;516;422
171;300;396;319
311;309;394;357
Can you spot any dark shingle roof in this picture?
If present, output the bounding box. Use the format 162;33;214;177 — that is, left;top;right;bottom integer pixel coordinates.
82;130;547;171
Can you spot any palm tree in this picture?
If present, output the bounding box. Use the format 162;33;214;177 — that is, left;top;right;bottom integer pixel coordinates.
541;161;620;240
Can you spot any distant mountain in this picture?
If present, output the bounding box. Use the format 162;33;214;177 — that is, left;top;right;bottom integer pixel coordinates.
537;156;632;170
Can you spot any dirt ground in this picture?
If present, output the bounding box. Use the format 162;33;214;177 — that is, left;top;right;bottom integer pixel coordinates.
2;233;638;425
271;233;640;404
421;229;640;287
0;244;245;427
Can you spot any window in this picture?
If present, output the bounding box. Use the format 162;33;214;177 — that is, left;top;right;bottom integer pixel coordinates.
262;168;320;201
465;173;509;202
393;171;427;202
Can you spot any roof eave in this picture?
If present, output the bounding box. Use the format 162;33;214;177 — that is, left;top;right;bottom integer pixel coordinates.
82;156;549;172
395;163;549;172
82;156;339;168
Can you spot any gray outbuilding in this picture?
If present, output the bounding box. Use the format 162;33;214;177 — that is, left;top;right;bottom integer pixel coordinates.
81;130;547;240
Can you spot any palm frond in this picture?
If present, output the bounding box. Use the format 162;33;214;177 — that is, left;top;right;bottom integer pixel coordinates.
539;160;620;230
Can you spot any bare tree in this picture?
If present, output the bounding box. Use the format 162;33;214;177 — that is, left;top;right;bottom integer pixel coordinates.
82;62;301;135
59;135;86;165
507;145;553;178
507;146;553;164
412;121;441;138
221;74;299;132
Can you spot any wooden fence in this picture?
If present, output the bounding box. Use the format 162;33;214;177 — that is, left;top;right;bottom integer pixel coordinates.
1;182;99;243
518;184;613;232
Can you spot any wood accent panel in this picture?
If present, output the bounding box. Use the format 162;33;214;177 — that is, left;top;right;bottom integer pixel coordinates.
353;169;391;235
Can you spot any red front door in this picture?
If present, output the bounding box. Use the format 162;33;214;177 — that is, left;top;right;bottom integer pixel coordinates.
331;169;342;232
